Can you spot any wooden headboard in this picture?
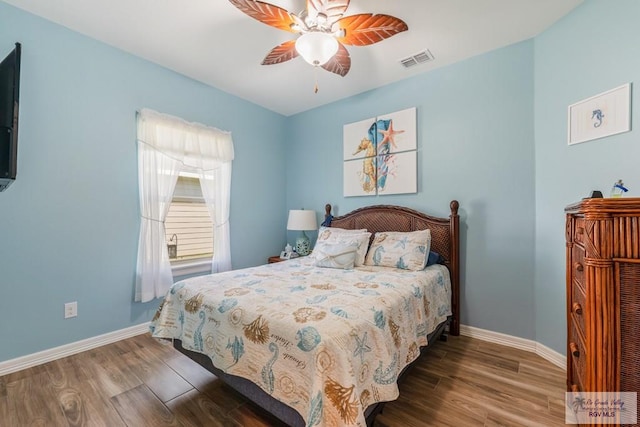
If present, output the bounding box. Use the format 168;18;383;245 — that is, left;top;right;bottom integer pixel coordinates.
325;201;460;336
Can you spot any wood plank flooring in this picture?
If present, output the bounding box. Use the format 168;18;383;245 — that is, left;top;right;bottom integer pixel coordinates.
0;334;567;426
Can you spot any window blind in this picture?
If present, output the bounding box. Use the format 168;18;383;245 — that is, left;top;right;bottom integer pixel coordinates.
165;176;214;260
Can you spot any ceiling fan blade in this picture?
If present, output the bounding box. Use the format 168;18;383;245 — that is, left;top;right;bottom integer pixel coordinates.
307;0;350;24
335;14;408;46
229;0;296;33
321;42;350;76
262;40;299;65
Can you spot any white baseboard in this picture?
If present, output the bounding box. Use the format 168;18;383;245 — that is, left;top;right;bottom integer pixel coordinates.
0;322;566;378
0;322;151;377
535;341;567;370
460;324;566;370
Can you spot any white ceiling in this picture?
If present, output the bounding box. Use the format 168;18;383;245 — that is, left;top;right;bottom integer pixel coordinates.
3;0;582;116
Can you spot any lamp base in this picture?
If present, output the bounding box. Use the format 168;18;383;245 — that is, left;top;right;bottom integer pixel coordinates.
295;231;311;256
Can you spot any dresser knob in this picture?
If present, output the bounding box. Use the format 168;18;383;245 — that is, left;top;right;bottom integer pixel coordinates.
570;342;580;358
576;226;584;235
572;303;583;315
571;384;580;392
574;262;583;272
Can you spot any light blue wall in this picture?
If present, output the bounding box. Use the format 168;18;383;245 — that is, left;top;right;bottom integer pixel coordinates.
534;0;640;353
5;0;636;364
0;2;287;362
286;41;537;340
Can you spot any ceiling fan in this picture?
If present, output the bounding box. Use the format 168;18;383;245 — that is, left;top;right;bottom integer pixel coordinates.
228;0;408;77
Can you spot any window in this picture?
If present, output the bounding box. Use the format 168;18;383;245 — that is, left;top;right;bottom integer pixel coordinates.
135;108;234;302
165;174;214;263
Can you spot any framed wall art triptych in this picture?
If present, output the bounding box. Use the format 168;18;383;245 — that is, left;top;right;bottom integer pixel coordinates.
343;107;417;197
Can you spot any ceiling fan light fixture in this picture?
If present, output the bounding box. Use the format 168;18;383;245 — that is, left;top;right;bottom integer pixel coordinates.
316;13;328;26
295;32;339;66
229;0;408;76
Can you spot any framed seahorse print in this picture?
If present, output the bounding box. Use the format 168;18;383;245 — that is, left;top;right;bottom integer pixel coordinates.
568;83;631;145
343;107;417;197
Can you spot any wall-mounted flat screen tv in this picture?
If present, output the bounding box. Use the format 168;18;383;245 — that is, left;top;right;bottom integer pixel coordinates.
0;42;21;192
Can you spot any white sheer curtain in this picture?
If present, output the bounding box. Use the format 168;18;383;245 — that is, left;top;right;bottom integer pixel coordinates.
198;163;232;272
135;109;234;302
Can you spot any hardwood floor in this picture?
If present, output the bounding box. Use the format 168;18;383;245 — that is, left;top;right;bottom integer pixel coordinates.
0;334;567;426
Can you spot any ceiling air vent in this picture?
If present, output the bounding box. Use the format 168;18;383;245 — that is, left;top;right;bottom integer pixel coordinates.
400;49;434;68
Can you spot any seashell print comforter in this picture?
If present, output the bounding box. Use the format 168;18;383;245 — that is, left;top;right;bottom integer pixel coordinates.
151;257;451;427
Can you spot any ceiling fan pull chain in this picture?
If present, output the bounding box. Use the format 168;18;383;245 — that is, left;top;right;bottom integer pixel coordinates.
314;67;319;94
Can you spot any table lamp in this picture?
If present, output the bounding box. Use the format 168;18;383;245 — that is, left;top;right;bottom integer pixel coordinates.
287;209;317;256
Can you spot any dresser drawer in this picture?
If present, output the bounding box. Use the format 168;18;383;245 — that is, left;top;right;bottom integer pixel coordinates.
569;325;587;390
570;286;586;337
573;217;586;245
569;363;584;393
569;361;584;393
571;244;585;286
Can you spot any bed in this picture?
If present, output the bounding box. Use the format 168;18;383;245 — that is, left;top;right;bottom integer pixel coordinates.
151;201;460;426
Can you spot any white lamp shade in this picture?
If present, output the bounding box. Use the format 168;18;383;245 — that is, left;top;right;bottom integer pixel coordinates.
295;32;339;66
287;210;318;231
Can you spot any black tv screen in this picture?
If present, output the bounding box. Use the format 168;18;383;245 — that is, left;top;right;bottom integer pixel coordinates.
0;42;21;192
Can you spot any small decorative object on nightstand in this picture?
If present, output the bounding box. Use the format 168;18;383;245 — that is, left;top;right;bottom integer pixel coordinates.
282;243;293;259
287;209;317;256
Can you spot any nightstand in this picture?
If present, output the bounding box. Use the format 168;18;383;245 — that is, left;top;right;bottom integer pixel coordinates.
268;255;305;263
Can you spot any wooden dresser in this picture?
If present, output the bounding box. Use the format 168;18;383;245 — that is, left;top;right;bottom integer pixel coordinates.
565;198;640;403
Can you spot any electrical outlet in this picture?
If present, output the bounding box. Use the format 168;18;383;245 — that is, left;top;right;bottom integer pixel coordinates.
64;301;77;319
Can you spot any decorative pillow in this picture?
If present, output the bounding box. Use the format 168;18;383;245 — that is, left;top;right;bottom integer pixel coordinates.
313;230;371;266
426;250;444;267
317;226;368;238
364;229;431;271
313;242;358;269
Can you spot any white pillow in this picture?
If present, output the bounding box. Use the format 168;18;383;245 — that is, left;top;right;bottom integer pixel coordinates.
364;229;431;271
313;230;371;267
314;242;358;269
317;226;368;238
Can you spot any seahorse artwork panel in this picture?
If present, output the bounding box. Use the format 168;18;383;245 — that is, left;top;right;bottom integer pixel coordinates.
344;156;377;197
343;118;377;161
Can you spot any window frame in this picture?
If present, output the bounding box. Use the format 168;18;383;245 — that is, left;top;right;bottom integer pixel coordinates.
171;258;211;277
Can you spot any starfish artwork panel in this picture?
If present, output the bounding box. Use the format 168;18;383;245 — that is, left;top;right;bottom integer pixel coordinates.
376;107;416;154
